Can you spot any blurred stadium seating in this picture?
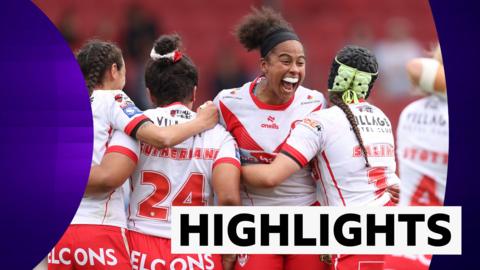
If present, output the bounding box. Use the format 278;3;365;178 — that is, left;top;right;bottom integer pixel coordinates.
33;0;438;131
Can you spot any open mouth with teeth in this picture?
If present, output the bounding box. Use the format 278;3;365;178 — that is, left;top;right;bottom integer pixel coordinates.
281;77;299;93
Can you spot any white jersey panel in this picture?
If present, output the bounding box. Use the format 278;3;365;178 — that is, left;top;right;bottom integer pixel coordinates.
214;78;327;206
89;89;146;165
121;103;240;238
72;90;145;227
284;102;399;206
396;95;448;206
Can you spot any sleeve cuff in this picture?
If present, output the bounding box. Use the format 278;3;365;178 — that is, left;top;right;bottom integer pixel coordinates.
213;157;241;170
124;115;151;138
281;143;309;168
106;145;138;164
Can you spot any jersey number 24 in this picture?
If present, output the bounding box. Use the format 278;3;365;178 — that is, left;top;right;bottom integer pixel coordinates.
137;171;207;220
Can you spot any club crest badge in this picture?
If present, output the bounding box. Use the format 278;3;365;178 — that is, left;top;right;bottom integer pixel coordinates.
237;254;248;267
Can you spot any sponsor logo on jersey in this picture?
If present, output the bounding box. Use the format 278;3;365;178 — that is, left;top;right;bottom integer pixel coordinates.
131;251;215;270
401;146;448;165
300;96;322;105
261;116;279;129
170;109;193;119
48;247;118;267
157;116;180;127
302;118;322;132
353;143;395;158
354;114;390;127
121;102;142;118
357;105;373;113
405;112;447;127
114;94;124;102
249;151;276;164
354;114;392;133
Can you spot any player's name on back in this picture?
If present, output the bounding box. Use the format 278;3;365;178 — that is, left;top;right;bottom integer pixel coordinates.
141;143;219;160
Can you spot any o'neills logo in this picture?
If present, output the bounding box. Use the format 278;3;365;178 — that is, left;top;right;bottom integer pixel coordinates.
261;116;279;129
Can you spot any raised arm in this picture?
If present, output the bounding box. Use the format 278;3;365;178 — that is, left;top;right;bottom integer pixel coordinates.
406;57;446;94
135;101;218;148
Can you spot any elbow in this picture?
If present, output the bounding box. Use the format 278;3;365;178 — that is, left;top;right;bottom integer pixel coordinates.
217;194;241;206
261;175;282;188
98;172;122;192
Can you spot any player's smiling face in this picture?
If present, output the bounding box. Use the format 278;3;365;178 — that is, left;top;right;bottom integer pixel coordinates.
261;40;306;102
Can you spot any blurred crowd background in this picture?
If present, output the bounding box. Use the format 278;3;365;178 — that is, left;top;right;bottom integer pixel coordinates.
33;0;438;130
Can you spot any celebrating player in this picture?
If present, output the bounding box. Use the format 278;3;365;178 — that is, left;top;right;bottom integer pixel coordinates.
213;7;329;270
384;45;447;270
397;44;447;207
104;34;241;270
48;40;217;270
241;45;400;270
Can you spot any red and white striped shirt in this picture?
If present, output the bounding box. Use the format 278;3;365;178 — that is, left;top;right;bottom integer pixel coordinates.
282;101;399;206
214;77;326;206
110;103;240;238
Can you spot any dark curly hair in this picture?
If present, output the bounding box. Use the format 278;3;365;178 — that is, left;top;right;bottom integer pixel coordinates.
235;7;294;55
76;40;123;95
328;45;379;167
145;34;198;107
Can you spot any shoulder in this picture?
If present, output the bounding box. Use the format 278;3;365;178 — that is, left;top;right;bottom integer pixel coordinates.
144;107;195;125
214;82;251;105
399;97;431;119
300;107;337;129
296;86;326;101
309;106;339;119
92;90;136;110
92;89;129;101
360;102;390;118
202;123;230;138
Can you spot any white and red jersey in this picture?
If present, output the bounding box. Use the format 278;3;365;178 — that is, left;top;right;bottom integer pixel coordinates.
71;90;147;227
109;103;240;238
282;101;400;206
90;90;149;164
214;77;326;206
396;95;448;206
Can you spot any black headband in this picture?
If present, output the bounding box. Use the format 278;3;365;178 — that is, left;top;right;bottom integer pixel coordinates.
260;28;300;57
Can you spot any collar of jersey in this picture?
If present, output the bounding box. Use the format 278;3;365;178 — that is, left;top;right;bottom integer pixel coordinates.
160;101;187;108
249;76;295;111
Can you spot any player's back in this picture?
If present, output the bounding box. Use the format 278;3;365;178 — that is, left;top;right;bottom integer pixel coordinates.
128;103;237;238
71;90;146;227
307;102;399;206
397;95;448;206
